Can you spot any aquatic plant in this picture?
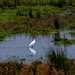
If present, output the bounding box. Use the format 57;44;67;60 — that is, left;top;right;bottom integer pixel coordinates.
46;47;75;75
54;18;60;30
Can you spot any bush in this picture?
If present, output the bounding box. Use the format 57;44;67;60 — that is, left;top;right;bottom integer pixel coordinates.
16;6;29;16
36;10;41;18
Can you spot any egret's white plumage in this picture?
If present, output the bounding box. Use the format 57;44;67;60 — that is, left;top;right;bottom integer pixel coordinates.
29;39;36;47
29;48;36;55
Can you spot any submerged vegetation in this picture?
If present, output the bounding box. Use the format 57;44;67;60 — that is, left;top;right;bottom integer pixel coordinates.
51;30;75;45
53;37;75;45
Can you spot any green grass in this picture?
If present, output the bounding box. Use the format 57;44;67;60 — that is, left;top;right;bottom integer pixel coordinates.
68;32;75;35
0;0;75;8
0;5;75;42
51;38;75;45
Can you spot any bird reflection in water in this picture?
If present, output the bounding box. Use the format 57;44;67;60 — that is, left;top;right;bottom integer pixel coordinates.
29;47;36;55
29;39;36;55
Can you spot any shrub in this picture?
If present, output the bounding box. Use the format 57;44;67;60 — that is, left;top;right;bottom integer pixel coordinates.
36;10;41;18
16;6;29;16
54;32;60;41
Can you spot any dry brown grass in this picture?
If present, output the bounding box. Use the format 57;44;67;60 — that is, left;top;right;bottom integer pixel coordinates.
20;62;64;75
0;61;64;75
0;60;75;75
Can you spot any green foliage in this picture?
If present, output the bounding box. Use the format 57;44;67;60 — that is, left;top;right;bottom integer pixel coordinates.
16;6;29;16
36;10;41;18
0;32;7;42
0;0;74;9
0;5;75;42
68;32;75;36
53;33;75;45
54;32;60;41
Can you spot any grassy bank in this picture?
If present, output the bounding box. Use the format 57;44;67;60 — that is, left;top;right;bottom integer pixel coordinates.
0;5;75;42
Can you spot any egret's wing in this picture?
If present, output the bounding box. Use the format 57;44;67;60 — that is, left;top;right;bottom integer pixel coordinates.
29;39;36;46
29;48;36;55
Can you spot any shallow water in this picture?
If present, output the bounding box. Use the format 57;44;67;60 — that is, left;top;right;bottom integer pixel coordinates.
0;30;75;64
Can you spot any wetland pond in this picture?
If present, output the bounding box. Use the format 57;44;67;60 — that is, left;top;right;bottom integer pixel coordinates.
0;30;75;64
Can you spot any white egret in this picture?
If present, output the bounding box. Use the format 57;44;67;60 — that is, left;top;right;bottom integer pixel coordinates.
29;39;36;47
29;48;36;55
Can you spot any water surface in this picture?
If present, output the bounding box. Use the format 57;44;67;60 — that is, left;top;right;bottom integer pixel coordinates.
0;30;75;64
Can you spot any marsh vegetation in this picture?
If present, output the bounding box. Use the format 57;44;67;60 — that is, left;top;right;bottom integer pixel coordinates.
0;0;75;75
